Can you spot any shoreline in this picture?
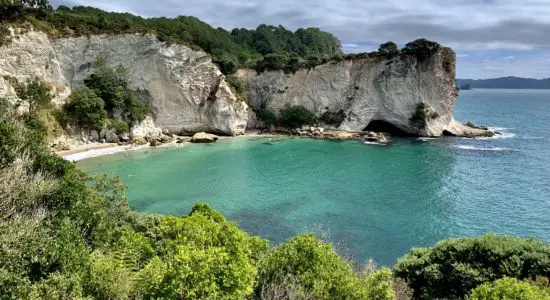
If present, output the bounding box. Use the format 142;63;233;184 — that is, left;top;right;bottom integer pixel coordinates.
59;131;284;162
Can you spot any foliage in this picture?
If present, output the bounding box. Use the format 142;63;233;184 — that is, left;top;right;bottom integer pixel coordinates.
401;38;441;61
64;88;106;131
257;234;371;299
469;277;550;300
278;105;316;128
0;0;51;20
409;102;439;128
394;233;550;299
364;268;396;300
134;203;268;299
225;75;246;102
0;23;10;46
12;77;53;117
320;109;346;126
257;109;277;127
378;42;399;58
108;118;129;134
1;5;341;72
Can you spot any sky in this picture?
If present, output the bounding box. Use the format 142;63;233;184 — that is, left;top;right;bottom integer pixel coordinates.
52;0;550;79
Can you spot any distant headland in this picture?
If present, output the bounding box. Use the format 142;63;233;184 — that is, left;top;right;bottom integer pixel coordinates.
457;76;550;89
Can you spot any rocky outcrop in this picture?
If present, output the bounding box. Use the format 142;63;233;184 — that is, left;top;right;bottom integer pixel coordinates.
0;29;490;139
238;49;491;137
191;132;219;143
0;30;248;136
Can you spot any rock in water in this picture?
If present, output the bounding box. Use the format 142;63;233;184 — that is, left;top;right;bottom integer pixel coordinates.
191;132;219;143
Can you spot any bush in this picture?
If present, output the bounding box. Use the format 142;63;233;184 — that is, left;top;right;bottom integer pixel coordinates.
394;234;550;299
469;277;550;300
135;203;268;299
402;38;441;61
225;75;246;102
278;105;316;128
257;109;277;127
64;88;106;131
378;42;399;58
12;78;53;117
214;56;237;75
409;102;439;128
257;234;371;299
108;118;129;134
320;109;346;126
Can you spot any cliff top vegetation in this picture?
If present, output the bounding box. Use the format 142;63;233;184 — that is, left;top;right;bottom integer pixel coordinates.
0;1;448;75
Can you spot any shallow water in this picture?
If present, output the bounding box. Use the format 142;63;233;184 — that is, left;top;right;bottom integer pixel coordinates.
78;89;550;265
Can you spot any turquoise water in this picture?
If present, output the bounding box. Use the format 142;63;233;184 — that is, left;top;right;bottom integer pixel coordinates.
78;89;550;266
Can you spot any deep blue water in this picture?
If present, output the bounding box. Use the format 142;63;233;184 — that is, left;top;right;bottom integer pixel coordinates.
78;89;550;266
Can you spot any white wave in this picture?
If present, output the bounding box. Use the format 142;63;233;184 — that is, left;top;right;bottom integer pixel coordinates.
418;137;437;142
474;132;516;140
363;141;386;146
454;145;513;152
488;127;511;132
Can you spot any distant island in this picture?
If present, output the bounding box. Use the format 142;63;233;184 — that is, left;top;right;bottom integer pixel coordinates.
456;77;550;89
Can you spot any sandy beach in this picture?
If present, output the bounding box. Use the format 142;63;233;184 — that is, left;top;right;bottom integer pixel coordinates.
58;131;281;162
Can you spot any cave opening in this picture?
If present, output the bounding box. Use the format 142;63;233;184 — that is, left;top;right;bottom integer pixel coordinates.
364;120;414;136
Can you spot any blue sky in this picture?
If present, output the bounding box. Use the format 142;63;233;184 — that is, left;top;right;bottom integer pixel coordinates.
52;0;550;79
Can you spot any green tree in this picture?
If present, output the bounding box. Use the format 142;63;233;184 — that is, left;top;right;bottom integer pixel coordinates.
257;234;372;299
401;38;441;61
278;105;316;128
394;233;550;299
378;41;399;58
469;277;550;300
64;88;106;131
13;78;52;117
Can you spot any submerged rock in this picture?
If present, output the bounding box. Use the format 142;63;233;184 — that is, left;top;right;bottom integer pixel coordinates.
191;132;219;143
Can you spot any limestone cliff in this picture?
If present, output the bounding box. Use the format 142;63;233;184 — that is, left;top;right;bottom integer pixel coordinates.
238;49;484;137
0;30;486;139
0;30;248;136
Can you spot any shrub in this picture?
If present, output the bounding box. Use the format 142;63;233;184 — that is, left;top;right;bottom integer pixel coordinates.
378;42;399;58
257;109;277;127
320;109;346;126
469;277;550;300
278;105;316;128
214;56;237;75
402;38;441;61
13;78;53;117
257;53;289;72
134;203;268;299
225;75;246;102
393;234;550;299
108;118;129;134
0;24;11;46
257;234;369;299
64;88;106;131
123;91;149;123
409;102;439;128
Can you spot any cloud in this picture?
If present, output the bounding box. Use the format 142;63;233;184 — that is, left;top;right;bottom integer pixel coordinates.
52;0;550;78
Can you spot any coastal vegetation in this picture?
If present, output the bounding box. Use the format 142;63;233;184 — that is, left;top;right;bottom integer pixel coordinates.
0;1;446;76
409;103;440;129
2;89;550;299
61;61;149;135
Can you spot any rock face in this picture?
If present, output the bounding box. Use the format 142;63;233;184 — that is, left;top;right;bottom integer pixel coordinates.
0;30;248;136
0;30;490;138
238;49;489;137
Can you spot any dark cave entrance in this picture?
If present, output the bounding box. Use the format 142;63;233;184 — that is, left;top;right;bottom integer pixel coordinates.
364;120;414;136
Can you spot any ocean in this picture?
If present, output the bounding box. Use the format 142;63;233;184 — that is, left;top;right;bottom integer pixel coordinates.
78;89;550;266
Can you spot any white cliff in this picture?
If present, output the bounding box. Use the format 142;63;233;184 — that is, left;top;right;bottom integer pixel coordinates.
0;30;487;139
238;49;486;137
0;30;248;136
